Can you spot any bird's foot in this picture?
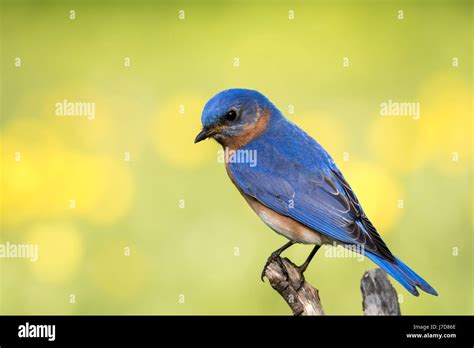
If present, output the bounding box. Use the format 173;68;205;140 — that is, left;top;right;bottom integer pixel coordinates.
261;253;289;282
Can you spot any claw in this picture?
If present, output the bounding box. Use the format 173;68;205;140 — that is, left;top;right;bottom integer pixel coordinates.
261;253;289;281
260;256;273;281
260;241;295;281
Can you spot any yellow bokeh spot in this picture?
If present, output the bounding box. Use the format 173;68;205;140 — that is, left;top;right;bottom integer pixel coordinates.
292;112;348;161
64;154;134;224
14;88;147;160
368;117;426;173
1;118;133;226
89;242;147;300
369;73;472;176
418;73;472;174
152;96;216;168
338;160;404;234
26;224;82;284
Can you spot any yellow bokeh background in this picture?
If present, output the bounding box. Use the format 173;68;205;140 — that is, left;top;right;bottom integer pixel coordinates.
152;96;215;168
0;0;471;315
26;223;83;284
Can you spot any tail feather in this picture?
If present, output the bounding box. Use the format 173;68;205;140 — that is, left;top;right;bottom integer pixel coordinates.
366;253;438;296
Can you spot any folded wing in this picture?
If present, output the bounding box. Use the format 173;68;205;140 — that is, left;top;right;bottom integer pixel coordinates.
229;127;396;263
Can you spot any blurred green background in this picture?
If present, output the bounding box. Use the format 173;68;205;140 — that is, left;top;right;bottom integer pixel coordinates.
0;0;472;315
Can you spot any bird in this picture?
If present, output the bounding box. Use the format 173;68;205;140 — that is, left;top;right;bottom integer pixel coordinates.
194;88;438;297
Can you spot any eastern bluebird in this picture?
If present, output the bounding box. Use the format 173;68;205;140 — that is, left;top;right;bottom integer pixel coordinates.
195;88;437;296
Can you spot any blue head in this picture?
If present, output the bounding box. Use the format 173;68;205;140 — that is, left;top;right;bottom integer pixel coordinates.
195;89;277;147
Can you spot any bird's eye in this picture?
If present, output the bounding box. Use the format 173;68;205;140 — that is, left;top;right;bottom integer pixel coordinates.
224;109;238;122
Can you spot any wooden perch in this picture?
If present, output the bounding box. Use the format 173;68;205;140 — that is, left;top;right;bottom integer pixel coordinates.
264;257;324;315
361;268;401;315
264;257;400;316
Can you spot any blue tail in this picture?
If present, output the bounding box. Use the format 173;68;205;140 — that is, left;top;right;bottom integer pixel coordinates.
366;253;438;296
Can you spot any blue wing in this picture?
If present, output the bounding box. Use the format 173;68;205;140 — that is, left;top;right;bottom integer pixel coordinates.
229;120;394;261
229;119;438;296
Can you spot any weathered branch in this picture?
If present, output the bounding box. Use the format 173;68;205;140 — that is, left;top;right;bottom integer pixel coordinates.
361;268;401;315
264;257;400;316
264;257;324;315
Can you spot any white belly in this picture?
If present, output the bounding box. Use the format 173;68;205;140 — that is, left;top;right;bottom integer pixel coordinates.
256;209;326;245
240;193;327;245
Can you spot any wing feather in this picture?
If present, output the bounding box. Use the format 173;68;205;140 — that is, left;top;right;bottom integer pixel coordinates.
229;127;396;263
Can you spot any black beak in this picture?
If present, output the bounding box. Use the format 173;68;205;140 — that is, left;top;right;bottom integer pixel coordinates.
194;127;212;143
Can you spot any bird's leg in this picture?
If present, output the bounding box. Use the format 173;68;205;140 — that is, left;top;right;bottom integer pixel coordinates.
298;244;321;274
295;244;321;289
261;241;295;281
